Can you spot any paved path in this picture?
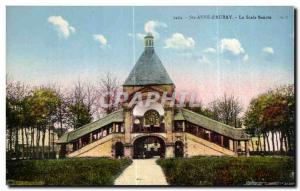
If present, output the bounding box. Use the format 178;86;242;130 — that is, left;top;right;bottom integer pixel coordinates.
114;158;168;185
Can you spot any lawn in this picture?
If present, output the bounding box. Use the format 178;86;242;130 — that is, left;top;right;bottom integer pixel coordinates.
7;157;132;186
157;156;295;186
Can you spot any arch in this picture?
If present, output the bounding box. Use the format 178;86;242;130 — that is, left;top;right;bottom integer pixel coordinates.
115;142;124;159
131;134;167;144
133;101;164;116
132;135;166;159
175;141;184;157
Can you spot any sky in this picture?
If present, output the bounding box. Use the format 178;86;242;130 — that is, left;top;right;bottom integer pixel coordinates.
6;6;294;108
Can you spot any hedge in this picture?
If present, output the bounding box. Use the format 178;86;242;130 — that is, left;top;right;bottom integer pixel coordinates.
157;156;295;186
7;157;132;186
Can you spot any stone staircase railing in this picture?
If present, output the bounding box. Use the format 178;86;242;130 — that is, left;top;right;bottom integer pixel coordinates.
185;132;236;156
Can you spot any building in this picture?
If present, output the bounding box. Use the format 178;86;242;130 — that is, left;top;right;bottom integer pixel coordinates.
57;33;250;158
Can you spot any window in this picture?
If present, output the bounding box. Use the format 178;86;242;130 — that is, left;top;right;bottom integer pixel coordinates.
174;121;183;132
144;110;160;126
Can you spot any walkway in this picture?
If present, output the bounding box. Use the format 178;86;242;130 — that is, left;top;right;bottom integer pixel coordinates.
114;158;168;185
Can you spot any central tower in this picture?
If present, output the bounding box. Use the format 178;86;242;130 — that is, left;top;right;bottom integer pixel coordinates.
122;33;176;158
123;33;174;86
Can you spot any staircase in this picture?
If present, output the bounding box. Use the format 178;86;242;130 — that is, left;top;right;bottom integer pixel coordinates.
185;133;236;156
67;134;115;158
66;132;236;158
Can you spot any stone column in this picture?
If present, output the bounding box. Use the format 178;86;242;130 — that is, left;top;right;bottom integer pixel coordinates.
208;132;211;142
79;138;82;148
241;141;245;151
220;136;224;147
124;143;133;158
165;143;175;158
90;133;93;143
229;139;234;151
124;108;133;158
101;129;104;139
164;108;173;143
66;143;72;154
124;109;132;144
238;140;241;151
164;97;175;158
233;140;238;153
112;123;116;133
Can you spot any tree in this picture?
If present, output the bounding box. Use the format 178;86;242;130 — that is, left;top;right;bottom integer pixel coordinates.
27;87;61;159
244;98;263;151
184;101;215;119
54;86;69;134
6;78;29;159
269;85;295;152
208;94;243;128
183;94;243;128
244;85;295;153
22;95;35;159
67;81;93;129
95;73;120;116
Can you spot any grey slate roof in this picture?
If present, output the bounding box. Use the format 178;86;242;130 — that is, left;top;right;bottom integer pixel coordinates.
57;109;124;144
179;108;250;140
123;47;174;86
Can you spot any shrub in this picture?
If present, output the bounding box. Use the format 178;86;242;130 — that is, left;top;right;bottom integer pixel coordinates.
7;158;132;186
157;156;295;186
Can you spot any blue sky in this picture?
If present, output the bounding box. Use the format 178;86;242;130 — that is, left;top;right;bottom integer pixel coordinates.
6;6;294;107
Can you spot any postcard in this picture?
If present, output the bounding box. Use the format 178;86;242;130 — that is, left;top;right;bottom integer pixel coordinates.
6;6;295;186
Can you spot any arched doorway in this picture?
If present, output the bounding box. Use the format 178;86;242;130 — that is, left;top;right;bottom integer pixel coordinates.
133;136;165;159
115;142;124;159
175;141;184;157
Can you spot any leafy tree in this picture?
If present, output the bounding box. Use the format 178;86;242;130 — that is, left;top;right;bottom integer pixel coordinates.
244;98;263;151
244;85;294;153
27;87;61;159
68;102;92;129
6;76;98;159
6;79;29;159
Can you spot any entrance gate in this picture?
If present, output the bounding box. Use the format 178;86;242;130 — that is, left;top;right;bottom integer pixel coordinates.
133;136;165;159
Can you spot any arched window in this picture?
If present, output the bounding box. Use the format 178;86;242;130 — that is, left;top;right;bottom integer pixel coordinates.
144;110;160;126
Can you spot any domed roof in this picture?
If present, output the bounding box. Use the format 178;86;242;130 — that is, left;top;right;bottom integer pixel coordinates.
123;34;174;86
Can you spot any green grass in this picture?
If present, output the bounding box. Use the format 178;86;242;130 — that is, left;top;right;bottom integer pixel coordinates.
157;156;295;186
7;157;132;186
